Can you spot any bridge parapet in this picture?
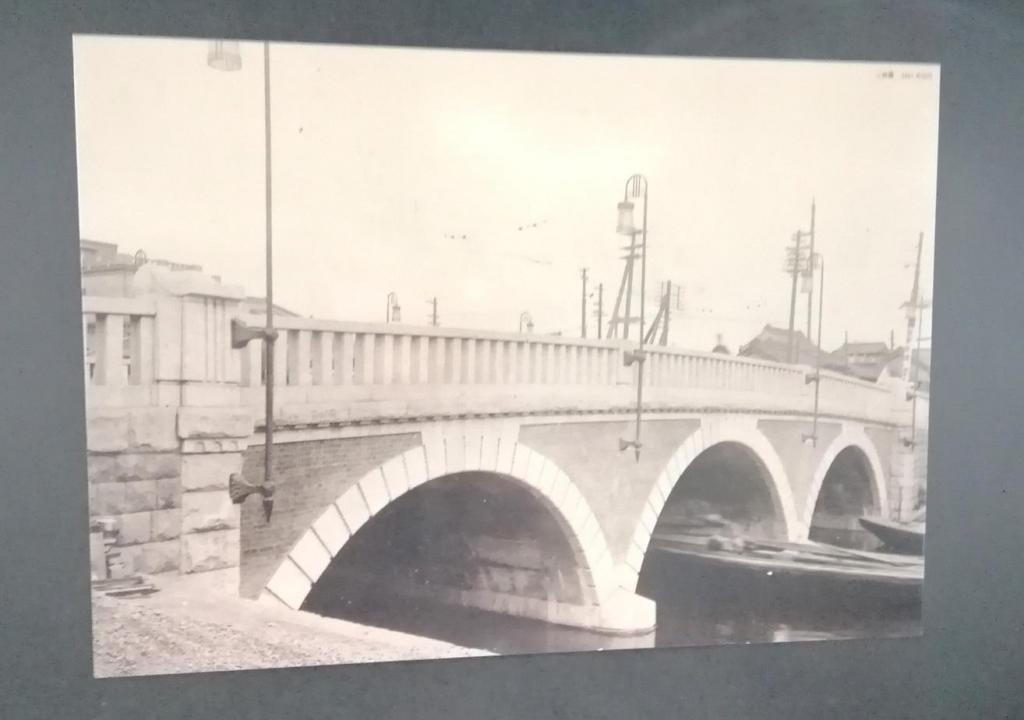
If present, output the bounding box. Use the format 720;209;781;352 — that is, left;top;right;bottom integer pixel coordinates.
232;316;903;428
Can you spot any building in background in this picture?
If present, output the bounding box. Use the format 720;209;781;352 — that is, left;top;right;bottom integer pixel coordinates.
738;324;823;366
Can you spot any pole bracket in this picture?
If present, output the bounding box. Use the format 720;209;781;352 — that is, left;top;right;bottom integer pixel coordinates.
229;473;275;522
231;318;279;349
623;350;646;366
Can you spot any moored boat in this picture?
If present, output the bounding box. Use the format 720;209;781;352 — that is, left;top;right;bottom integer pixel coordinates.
858;516;925;556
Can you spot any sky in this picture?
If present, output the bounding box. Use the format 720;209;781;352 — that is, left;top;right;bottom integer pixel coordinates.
72;35;939;352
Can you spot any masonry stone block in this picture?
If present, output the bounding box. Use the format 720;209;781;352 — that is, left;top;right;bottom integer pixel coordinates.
117;511;152;546
181;528;238;573
290;531;332;581
92;482;124;516
86;412;131;453
511;444;531;479
181;452;239;492
120;540;180;575
127;408;180;452
424;438;446;479
336;489;371;535
495;435;516;475
537;459;558;496
182;490;239;533
88;452;179;485
177;407;253;440
464;434;483;471
122;480;158;513
479;434;499;471
265;558;312;610
359;469;389;514
381;456;409;500
156;477;182;509
446;435;466;474
311;504;349;555
150;508;181;541
402;446;429;490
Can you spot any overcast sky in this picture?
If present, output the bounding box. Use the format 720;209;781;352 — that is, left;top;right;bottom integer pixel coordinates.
73;35;939;351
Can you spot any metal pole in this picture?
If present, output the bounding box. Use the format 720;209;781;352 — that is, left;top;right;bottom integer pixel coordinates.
580;267;588;338
623;233;636;340
787;231;802;363
811;256;824;443
596;283;603;339
633;182;649;461
805;199;816;340
262;40;275;504
663;279;671;346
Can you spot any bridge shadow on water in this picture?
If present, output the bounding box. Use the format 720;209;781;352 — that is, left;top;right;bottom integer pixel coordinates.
310;542;921;657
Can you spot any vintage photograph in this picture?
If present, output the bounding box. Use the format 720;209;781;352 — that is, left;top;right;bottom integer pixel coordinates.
75;35;938;677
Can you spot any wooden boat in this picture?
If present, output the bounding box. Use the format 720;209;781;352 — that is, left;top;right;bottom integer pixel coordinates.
653;532;923;586
858;516;925;556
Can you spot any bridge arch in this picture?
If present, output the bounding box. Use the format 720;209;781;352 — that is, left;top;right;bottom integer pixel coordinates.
258;429;646;631
802;424;888;541
620;416;800;592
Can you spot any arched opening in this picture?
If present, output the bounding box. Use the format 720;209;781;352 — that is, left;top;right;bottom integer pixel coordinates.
634;441;790;642
646;441;787;550
809;446;878;549
302;470;598;653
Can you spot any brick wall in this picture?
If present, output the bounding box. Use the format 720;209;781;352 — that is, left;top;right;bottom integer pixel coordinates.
518;418;700;559
239;432;421;598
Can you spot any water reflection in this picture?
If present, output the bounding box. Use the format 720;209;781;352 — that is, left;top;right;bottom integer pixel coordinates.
318;544;922;656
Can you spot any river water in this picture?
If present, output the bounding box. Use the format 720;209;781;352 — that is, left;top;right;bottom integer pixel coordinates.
319;543;923;656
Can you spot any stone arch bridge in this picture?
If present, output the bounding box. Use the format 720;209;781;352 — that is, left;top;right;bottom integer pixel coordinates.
82;271;919;634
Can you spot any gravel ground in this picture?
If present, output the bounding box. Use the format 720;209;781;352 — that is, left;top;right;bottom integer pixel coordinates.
91;576;491;678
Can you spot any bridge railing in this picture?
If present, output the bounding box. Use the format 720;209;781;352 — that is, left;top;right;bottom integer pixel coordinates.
234;316;902;426
82;296;158;407
79;293;902;425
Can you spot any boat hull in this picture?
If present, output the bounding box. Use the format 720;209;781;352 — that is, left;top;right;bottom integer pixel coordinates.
858;517;925;555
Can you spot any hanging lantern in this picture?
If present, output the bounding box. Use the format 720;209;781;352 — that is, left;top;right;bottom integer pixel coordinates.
208;40;242;71
616;201;636;236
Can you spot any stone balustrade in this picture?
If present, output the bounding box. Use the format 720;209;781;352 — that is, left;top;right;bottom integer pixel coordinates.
81;298;902;427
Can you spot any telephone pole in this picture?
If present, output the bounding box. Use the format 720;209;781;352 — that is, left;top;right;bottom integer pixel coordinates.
580;267;589;338
785;230;805;363
594;283;604;339
805;199;816;341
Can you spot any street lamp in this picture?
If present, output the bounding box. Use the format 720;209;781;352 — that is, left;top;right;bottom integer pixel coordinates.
802;253;825;447
386;292;401;323
211;39;276;522
519;312;534;334
617;174;649;461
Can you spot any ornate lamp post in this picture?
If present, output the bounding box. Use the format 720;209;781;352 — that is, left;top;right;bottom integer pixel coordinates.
209;40;276;522
617;174;649;461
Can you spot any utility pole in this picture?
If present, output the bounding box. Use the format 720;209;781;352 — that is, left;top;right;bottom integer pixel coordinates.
785;230;804;363
594;283;604;339
580;267;588;338
663;279;672;347
805;199;816;341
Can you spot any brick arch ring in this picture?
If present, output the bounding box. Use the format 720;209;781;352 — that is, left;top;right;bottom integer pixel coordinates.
259;432;619;612
619;416;801;592
801;423;889;539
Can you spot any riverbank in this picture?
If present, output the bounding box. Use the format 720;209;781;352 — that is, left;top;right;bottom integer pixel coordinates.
91;574;491;678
